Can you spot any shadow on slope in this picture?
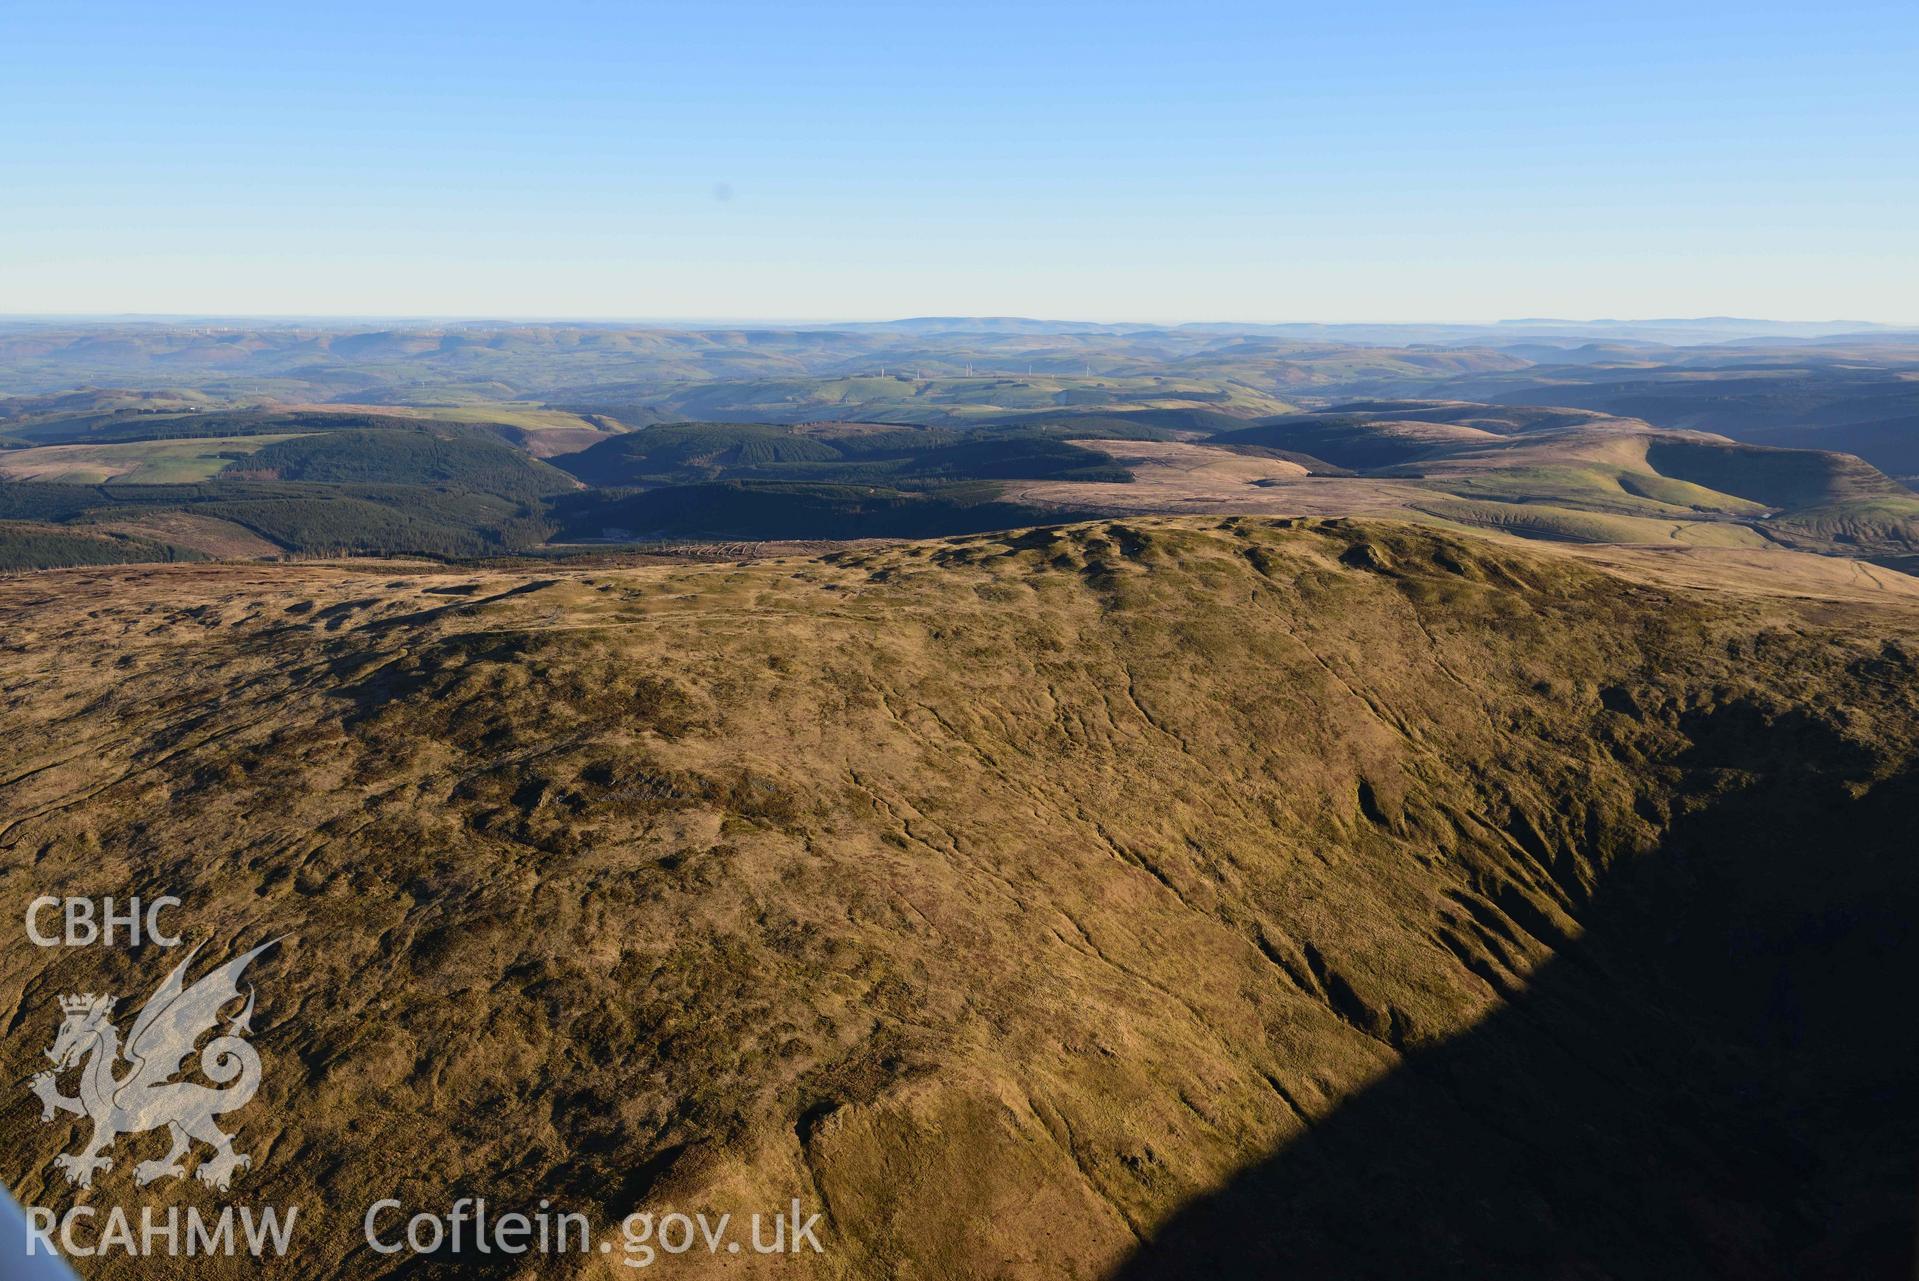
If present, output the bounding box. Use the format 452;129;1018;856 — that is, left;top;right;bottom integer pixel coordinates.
1116;700;1919;1281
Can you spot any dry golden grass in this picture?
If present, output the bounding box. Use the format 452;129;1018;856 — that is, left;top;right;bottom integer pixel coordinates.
0;519;1913;1278
81;511;287;560
0;435;306;485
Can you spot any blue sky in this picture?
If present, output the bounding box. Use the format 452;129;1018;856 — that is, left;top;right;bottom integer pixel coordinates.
2;0;1915;321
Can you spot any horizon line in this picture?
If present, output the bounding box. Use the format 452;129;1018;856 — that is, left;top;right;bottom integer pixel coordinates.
2;313;1916;330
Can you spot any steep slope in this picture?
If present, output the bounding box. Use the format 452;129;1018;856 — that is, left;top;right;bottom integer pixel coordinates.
1433;364;1919;480
0;520;1914;1279
1643;437;1909;509
1196;407;1919;560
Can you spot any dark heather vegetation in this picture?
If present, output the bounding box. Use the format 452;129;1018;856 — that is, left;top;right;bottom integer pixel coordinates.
191;489;544;558
2;517;1913;1279
0;479;551;559
0;408;456;447
552;421;1136;487
549;479;1092;540
1209;413;1480;469
0;519;207;571
222;427;577;499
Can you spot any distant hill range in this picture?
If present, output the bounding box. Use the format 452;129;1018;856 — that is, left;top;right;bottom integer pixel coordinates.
2;318;1916;572
2;317;1914;469
5;390;1915;573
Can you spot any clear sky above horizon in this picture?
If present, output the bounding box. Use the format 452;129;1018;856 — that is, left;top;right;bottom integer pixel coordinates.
2;0;1915;323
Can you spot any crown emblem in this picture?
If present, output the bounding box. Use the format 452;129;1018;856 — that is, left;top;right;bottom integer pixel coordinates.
60;993;113;1016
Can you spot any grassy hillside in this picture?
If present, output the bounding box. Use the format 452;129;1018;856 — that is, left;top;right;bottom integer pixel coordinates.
0;433;306;484
0;519;1912;1278
1187;406;1919;561
0;399;627;465
1770;496;1919;555
1211;414;1503;469
1643;437;1908;508
1436;365;1919;480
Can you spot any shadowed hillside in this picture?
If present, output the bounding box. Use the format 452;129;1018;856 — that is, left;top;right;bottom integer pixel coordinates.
1432;362;1919;481
1116;701;1919;1279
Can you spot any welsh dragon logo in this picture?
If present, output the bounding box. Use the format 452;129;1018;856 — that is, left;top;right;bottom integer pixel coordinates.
28;939;281;1192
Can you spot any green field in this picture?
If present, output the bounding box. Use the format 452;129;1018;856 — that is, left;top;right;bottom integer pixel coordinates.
296;398;622;434
0;434;308;484
1413;497;1775;546
1420;464;1770;519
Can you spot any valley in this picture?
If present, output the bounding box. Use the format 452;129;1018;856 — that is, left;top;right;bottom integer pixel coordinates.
5;319;1915;577
2;319;1917;1276
11;0;1917;1273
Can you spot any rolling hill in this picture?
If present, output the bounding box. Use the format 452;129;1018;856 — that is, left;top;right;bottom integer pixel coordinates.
0;517;1913;1278
222;428;579;499
552;373;1298;426
3;326;1916;580
0;424;576;563
1429;363;1919;481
